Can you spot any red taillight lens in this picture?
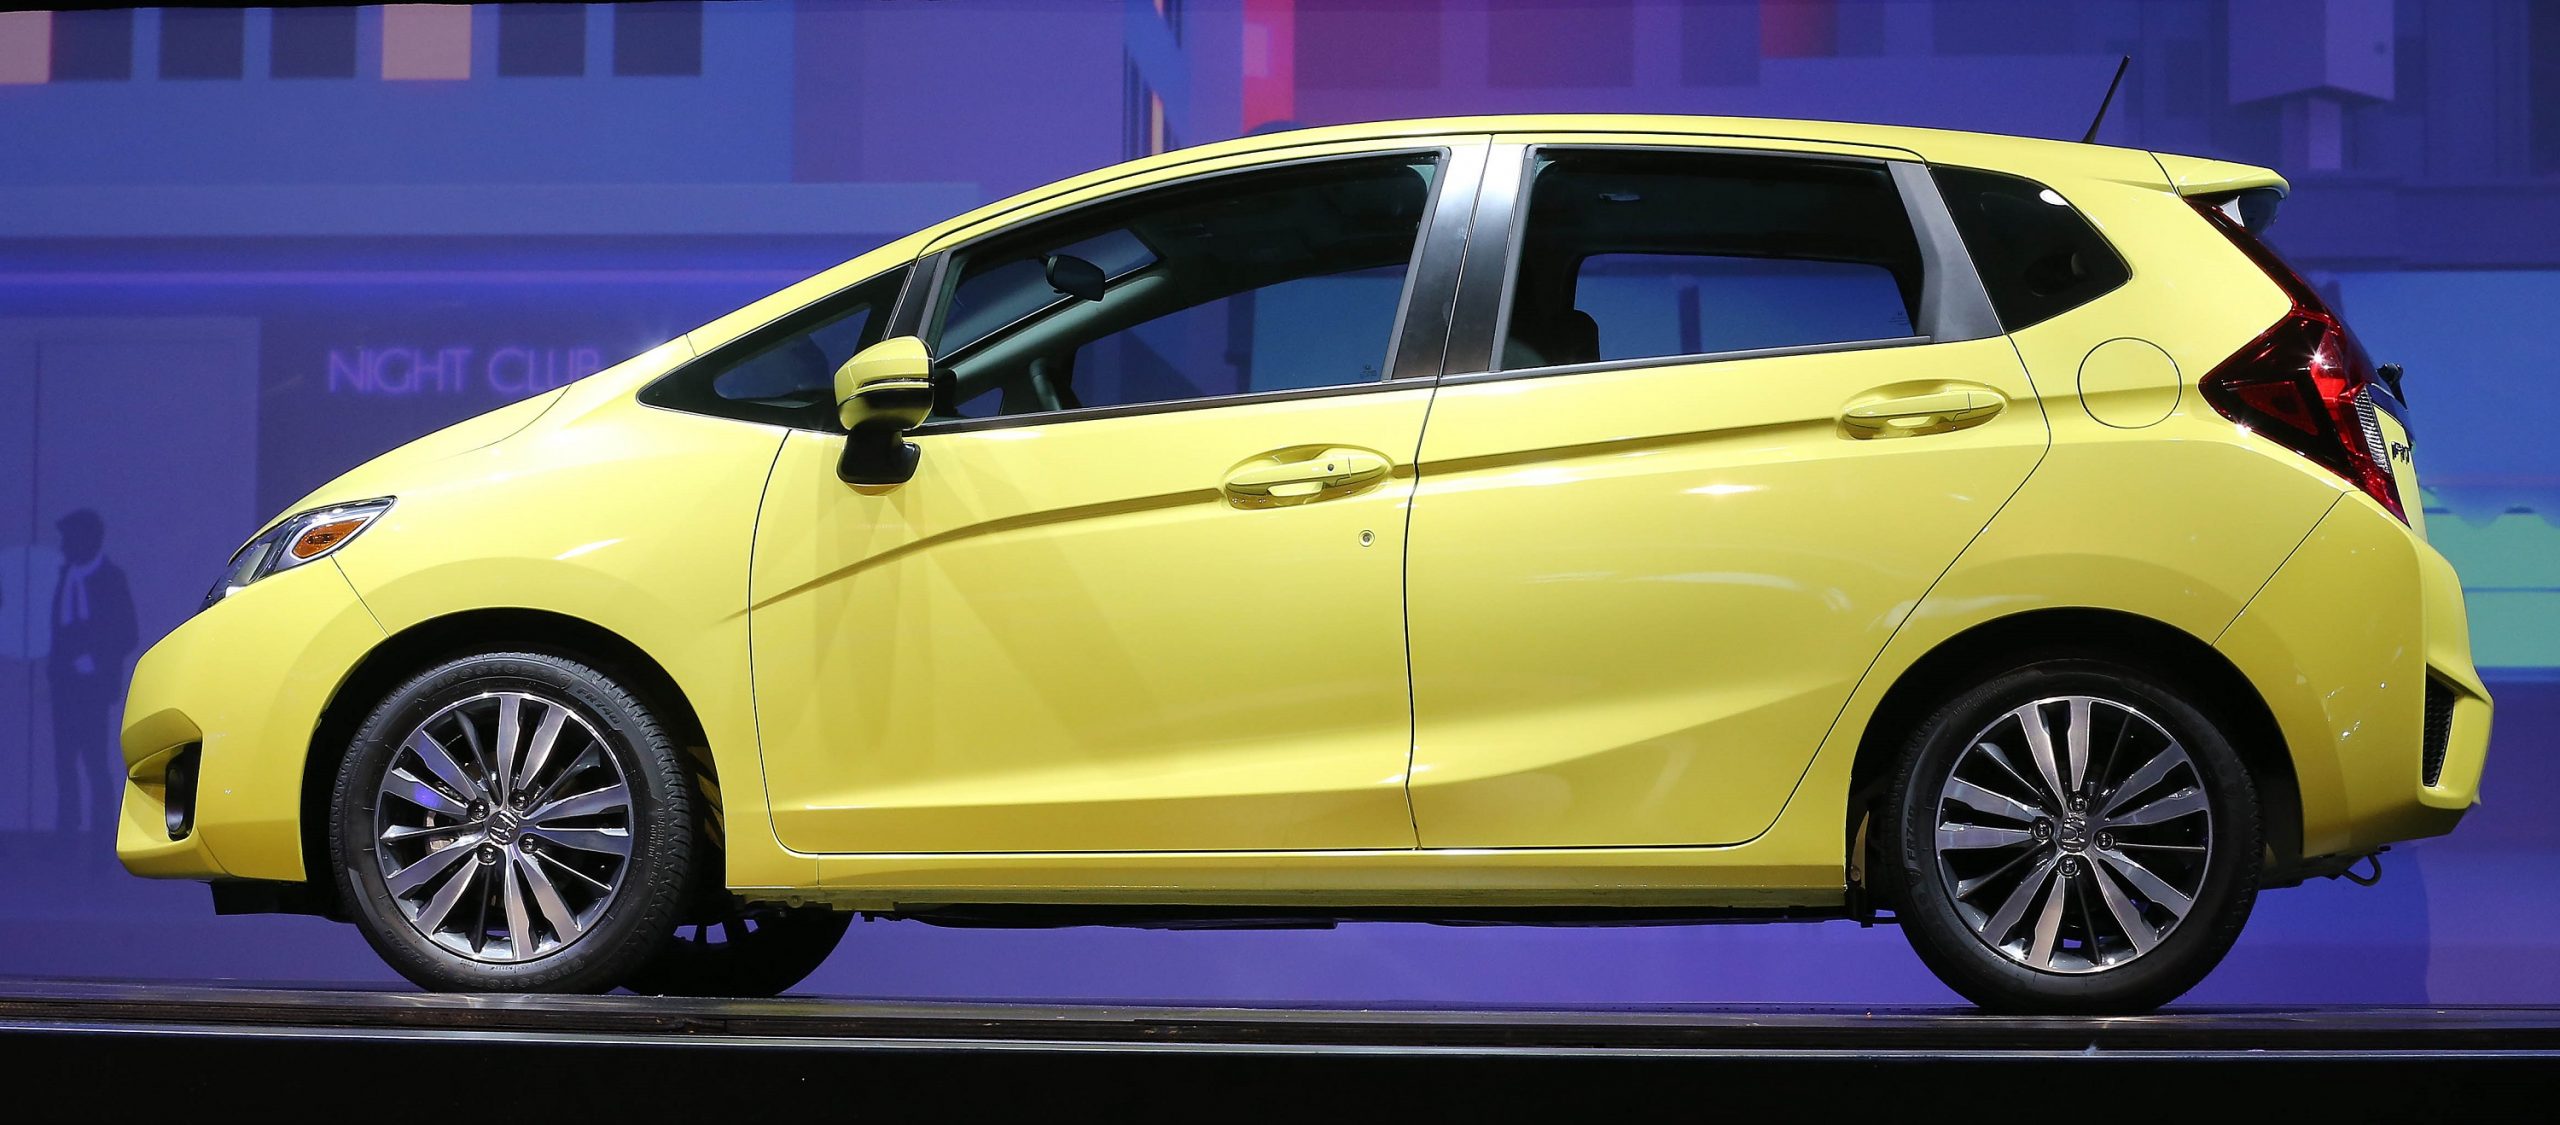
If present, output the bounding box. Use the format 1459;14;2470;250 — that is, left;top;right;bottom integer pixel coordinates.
2191;201;2406;522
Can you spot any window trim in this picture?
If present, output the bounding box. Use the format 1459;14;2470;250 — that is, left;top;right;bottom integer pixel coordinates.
1453;142;2000;387
904;143;1485;433
635;262;915;432
910;377;1436;436
1437;333;1937;388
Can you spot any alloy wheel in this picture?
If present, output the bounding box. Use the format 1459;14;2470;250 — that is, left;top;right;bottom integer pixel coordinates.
371;690;635;963
1930;695;2214;974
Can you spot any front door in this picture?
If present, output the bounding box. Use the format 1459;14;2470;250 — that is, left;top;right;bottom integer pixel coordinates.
1405;139;2048;848
750;142;1480;854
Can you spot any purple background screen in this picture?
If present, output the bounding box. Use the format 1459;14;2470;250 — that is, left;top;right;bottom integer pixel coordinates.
1;1;2554;1006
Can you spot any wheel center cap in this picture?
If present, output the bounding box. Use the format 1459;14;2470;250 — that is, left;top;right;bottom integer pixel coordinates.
2056;813;2090;853
488;806;525;845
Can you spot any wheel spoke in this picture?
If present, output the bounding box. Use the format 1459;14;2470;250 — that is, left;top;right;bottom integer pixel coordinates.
514;850;585;944
1945;777;2040;824
383;821;479;844
413;858;483;932
384;769;471;818
386;836;483;896
2064;697;2092;794
469;871;493;955
2095;847;2195;917
530;784;628;826
535;849;613;892
1938;823;2035;851
2100;744;2188;819
501;852;536;960
514;703;572;798
493;694;525;804
2012;703;2070;807
1954;845;2038;898
404;730;484;804
526;825;631;859
2027;868;2070;968
2072;868;2104;966
1978;853;2059;946
456;714;496;796
523;744;605;811
2092;707;2134;801
2088;858;2159;955
2105;786;2207;829
1973;742;2047;809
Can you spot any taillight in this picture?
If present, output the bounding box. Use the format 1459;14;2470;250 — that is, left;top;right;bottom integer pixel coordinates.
2191;200;2405;522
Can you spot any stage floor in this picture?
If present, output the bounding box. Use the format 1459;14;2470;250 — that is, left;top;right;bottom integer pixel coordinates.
6;978;2555;1112
8;976;2560;1055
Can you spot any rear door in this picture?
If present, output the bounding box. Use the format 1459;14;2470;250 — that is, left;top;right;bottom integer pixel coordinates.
1404;137;2049;848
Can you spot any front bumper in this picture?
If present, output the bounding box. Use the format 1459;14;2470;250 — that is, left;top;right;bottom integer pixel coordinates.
117;561;385;882
2217;495;2493;861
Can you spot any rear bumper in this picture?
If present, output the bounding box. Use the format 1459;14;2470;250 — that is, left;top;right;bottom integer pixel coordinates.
2217;495;2493;861
116;561;385;883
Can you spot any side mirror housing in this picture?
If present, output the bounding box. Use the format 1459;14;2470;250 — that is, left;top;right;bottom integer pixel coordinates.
1044;254;1107;302
833;336;936;486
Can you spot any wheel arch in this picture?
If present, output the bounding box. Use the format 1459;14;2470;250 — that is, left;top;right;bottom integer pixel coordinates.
1843;606;2302;902
297;607;720;911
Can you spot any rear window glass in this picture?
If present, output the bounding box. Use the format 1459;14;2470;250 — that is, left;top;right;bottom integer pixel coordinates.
1573;254;1912;359
1502;149;1925;371
1932;166;2130;331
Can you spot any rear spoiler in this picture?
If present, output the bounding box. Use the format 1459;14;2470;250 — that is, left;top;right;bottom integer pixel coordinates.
2152;152;2289;200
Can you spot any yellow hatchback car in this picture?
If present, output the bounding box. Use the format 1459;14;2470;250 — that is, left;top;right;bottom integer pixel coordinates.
118;116;2489;1013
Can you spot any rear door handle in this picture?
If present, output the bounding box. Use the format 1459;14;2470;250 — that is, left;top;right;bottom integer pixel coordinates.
1223;447;1391;506
1840;383;2007;438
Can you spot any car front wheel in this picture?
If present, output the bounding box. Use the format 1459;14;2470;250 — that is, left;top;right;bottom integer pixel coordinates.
1882;657;2262;1014
330;651;695;993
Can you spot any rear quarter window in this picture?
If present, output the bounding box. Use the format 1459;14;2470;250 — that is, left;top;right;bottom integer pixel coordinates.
1931;166;2130;331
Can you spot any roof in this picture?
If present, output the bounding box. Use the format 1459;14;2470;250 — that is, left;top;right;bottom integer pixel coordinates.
684;114;2275;357
948;114;2209;232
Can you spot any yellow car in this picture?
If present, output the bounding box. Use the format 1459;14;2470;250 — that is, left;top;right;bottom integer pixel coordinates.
117;116;2489;1013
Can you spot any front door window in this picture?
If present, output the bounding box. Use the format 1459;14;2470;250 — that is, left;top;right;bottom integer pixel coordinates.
929;154;1440;419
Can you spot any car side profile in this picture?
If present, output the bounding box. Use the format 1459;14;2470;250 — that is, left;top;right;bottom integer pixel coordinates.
117;115;2489;1013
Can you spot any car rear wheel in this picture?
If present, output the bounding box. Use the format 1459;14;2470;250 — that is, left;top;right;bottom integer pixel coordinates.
622;904;851;997
1881;657;2261;1014
330;651;694;992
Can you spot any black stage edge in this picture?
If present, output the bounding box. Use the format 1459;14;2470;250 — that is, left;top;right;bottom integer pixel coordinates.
5;979;2555;1116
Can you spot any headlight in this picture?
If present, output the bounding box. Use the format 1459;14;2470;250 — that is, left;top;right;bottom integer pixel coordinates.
203;497;394;610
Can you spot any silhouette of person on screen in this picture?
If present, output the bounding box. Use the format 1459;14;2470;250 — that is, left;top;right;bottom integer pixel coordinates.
48;509;135;836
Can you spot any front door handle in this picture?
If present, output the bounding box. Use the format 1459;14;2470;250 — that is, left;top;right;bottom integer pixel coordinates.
1223;447;1392;506
1840;383;2008;439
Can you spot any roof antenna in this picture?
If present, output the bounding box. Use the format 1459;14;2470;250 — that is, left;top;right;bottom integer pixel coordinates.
2081;55;2132;144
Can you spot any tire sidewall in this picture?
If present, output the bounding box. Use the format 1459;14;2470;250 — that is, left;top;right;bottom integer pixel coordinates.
1884;657;2261;1013
329;652;691;992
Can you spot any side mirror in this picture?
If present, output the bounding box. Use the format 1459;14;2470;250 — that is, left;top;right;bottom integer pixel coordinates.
832;336;936;486
1044;254;1107;303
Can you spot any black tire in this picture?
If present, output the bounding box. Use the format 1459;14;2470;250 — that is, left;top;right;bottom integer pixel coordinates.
329;651;694;993
1879;656;2261;1014
622;905;851;997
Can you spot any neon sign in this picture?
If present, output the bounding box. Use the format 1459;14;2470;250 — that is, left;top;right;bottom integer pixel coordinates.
326;345;606;396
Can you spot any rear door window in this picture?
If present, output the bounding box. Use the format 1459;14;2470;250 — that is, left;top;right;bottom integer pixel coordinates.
1499;148;1926;371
